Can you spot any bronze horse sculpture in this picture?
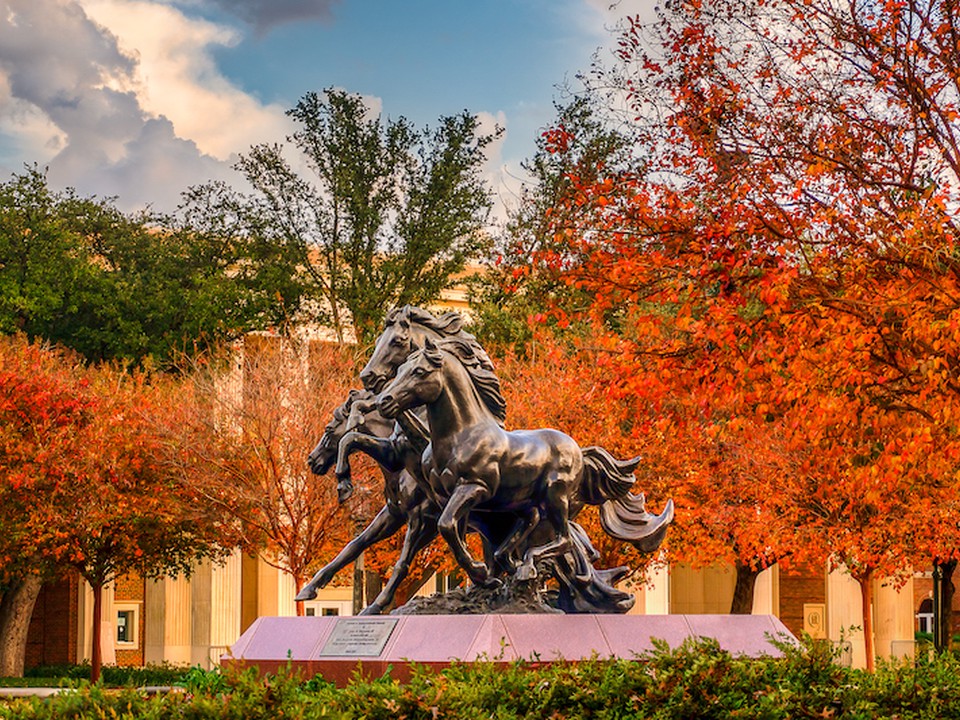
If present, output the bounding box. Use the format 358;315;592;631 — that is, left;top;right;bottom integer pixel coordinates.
301;305;672;613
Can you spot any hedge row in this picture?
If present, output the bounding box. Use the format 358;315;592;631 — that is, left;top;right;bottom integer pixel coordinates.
3;637;959;719
12;662;190;688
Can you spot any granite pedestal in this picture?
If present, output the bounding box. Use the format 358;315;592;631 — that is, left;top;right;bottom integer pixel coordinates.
222;614;796;686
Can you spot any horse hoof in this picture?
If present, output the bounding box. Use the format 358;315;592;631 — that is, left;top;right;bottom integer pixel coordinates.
295;587;317;602
478;577;503;591
358;604;382;616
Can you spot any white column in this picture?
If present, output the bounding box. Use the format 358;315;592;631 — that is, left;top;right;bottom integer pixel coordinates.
752;565;780;616
144;577;164;664
277;569;297;617
190;561;212;668
210;551;242;650
644;560;670;615
143;575;192;665
874;576;915;660
826;565;866;669
100;583;117;666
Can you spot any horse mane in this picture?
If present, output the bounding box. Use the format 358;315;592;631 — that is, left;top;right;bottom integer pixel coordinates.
383;305;506;424
386;305;465;336
435;338;507;425
384;305;498;372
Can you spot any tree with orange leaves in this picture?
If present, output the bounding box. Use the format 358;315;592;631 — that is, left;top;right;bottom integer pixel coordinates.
489;0;960;667
172;335;386;615
0;336;235;680
0;337;93;676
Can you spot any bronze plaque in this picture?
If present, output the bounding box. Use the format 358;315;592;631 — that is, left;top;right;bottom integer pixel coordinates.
318;617;399;657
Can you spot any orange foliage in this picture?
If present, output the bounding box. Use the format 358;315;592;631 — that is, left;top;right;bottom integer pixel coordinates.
172;336;387;596
0;335;235;679
499;0;960;659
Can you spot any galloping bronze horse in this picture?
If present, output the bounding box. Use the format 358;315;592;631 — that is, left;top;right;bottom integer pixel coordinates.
376;338;674;589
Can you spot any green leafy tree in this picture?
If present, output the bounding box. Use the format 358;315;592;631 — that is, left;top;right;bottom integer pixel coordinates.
184;89;499;346
0;166;292;365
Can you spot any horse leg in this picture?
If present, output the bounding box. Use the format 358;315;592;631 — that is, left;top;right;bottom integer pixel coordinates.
360;504;438;615
335;431;406;502
493;507;540;574
294;506;405;601
517;474;573;581
438;482;500;589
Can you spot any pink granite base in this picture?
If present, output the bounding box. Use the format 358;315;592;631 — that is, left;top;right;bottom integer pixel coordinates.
222;614;796;686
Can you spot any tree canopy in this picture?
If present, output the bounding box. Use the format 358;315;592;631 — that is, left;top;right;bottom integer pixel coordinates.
0;166;292;366
183;88;500;346
478;0;960;667
0;336;237;678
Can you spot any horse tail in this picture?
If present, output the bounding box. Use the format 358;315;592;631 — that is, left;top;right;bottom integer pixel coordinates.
579;446;674;554
579;446;641;505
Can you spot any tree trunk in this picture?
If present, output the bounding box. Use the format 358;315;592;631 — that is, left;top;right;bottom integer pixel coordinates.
294;574;306;617
91;582;103;684
364;570;382;608
730;559;760;615
0;574;43;677
352;551;365;615
935;559;957;653
857;570;875;672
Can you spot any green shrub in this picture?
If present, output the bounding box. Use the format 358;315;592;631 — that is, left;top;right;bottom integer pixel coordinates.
22;661;190;686
8;638;960;719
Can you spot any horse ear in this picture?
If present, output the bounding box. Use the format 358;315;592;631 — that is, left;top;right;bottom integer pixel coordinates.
424;337;438;351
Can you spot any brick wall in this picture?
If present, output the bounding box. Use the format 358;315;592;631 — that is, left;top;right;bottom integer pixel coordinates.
25;573;80;669
913;572;960;636
114;572;145;667
778;565;826;638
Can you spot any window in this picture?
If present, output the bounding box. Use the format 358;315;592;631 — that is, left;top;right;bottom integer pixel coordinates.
115;604;140;647
305;608;316;617
322;608;339;616
918;597;934;634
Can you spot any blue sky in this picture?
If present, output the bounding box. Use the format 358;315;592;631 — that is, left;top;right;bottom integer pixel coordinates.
0;0;654;219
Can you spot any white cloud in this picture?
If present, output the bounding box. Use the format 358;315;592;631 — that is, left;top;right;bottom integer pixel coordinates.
583;0;659;27
473;109;519;225
58;116;237;210
79;0;292;161
0;75;66;167
0;0;298;212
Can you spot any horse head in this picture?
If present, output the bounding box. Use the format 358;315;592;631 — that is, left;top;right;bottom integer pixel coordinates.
376;339;445;419
308;390;361;475
307;388;387;481
360;305;470;392
360;307;416;392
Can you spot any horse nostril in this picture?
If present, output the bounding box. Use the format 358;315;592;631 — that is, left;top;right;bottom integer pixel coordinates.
360;369;377;390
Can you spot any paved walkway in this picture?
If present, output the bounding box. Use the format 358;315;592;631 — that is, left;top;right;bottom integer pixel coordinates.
0;687;70;698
